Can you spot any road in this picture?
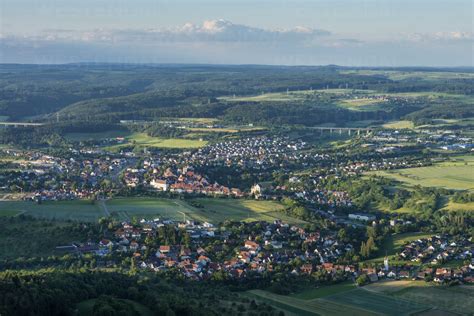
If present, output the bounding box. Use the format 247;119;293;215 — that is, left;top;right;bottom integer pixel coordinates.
0;122;44;127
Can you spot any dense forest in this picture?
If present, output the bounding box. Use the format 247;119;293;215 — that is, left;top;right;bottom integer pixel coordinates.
1;64;472;126
0;269;279;316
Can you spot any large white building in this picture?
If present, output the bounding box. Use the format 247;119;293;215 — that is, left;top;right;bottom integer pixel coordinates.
150;179;168;191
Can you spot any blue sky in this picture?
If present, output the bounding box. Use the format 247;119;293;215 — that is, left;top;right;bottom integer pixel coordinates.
1;0;473;66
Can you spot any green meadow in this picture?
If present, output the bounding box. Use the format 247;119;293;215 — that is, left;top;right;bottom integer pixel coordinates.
0;197;302;224
370;155;474;191
247;287;429;316
0;200;103;221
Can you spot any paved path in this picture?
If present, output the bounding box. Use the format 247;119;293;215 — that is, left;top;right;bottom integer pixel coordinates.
98;199;111;217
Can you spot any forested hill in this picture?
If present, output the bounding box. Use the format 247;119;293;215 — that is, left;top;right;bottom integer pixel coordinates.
0;64;472;125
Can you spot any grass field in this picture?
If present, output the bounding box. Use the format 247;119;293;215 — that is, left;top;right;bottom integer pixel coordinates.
364;280;429;294
290;282;356;300
186;126;265;133
370;156;474;191
220;88;377;103
68;131;208;150
339;70;474;81
393;285;474;315
0;209;22;217
219;91;309;102
338;98;386;111
324;288;429;315
190;198;306;224
248;287;430;316
315;89;374;95
65;130;130;141
382;120;415;129
175;117;219;124
0;198;304;224
418;117;474;130
0;200;103;221
106;198;193;221
77;298;153;316
120;132;208;149
247;289;378;316
443;200;474;212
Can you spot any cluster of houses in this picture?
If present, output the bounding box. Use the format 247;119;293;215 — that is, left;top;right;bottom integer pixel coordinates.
28;189;96;202
364;129;473;153
293;187;352;208
250;180;353;208
393;234;474;284
65;219;357;281
0;149;135;199
55;217;474;285
1;126;471;210
186;136;312;170
359;258;474;285
123;165;244;197
398;234;473;265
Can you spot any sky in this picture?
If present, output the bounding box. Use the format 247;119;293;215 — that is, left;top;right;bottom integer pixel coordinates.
1;0;473;66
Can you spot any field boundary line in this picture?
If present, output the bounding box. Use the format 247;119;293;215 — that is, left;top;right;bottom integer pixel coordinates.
13;210;27;217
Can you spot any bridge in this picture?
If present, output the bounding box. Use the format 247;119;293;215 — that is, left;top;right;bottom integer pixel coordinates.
309;126;373;136
0;122;44;127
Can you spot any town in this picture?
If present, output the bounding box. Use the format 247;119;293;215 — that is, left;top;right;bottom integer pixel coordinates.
0;62;473;316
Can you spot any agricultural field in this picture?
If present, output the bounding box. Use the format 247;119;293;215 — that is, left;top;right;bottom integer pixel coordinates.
221;88;375;103
290;281;356;300
0;209;22;217
393;284;474;315
324;288;429;315
247;289;377;316
105;197;296;224
174;117;219;124
338;98;386;111
186;126;265;133
65;130;130;142
315;88;374;95
67;131;208;150
417;117;474;130
248;286;430;316
339;70;474;81
105;198;193;222
219;90;310;102
189;198;306;224
391;91;473;104
382;120;415;129
443;200;474;212
364;280;428;294
370;155;474;191
0;197;304;224
0;200;103;221
107;132;208;150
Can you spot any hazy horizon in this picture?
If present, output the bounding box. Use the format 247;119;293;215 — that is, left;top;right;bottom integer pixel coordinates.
1;0;472;66
1;62;474;69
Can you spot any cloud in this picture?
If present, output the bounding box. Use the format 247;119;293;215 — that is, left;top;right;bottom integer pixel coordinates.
403;31;474;42
3;19;331;44
1;20;471;66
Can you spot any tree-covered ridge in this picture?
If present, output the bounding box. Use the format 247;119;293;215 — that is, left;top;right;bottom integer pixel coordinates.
0;64;472;124
0;269;275;316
